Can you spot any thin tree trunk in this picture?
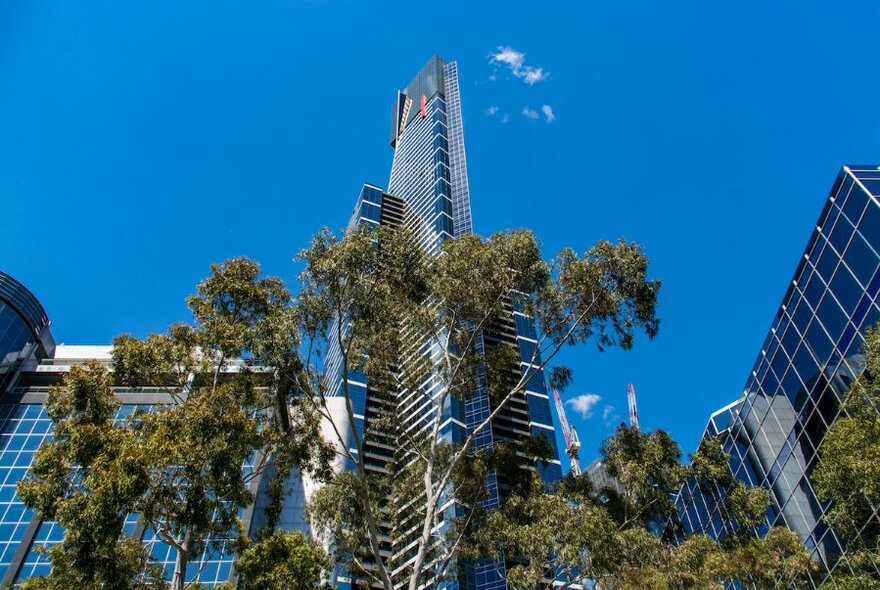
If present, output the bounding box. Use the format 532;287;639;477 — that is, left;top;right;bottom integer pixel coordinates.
173;529;191;590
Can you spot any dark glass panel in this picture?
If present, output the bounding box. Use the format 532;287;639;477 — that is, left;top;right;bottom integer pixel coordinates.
828;216;854;255
792;300;813;332
781;322;801;357
816;247;840;283
829;266;862;315
843;232;880;286
780;366;806;409
817;295;848;342
819;203;841;240
858;201;880;245
858;179;880;198
834;176;853;201
804;270;826;309
805;321;834;365
852;294;873;329
842;184;868;225
762;359;780;396
793;344;820;390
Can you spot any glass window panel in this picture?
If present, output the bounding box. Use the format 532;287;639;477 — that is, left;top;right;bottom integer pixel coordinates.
856;179;880;198
858;201;880;244
780;368;806;409
781;323;801;357
805;320;834;365
816;248;840;282
841;185;868;225
762;361;780;396
817;295;848;342
793;344;820;388
829;266;862;315
792;300;813;333
843;232;879;287
804;271;826;309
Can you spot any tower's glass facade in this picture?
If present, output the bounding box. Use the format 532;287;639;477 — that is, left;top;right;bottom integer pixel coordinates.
325;56;561;590
677;165;880;586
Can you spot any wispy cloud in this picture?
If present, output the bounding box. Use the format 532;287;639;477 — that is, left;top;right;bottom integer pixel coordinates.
489;46;549;85
500;113;510;123
522;107;539;120
485;105;499;116
542;104;555;123
602;405;621;427
567;394;602;420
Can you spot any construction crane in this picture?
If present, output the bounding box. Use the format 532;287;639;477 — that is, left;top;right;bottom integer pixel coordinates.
552;388;581;476
628;383;640;430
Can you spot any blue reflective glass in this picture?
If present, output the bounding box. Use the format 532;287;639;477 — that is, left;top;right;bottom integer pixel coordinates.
817;296;848;342
843;232;879;286
858;201;880;245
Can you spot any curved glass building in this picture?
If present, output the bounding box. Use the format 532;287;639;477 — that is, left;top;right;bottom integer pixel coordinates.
0;272;54;395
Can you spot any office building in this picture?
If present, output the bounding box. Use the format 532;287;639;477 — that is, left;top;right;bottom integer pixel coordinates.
677;165;880;586
0;273;286;588
320;56;561;590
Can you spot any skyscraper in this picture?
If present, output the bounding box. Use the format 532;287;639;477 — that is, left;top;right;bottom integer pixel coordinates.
0;55;562;590
322;55;562;590
677;165;880;586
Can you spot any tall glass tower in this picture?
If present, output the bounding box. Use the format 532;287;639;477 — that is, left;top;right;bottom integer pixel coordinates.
677;165;880;587
325;56;561;590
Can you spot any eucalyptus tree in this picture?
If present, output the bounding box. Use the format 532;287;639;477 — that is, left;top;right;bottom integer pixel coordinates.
19;258;333;590
296;224;661;590
468;426;813;590
814;325;880;589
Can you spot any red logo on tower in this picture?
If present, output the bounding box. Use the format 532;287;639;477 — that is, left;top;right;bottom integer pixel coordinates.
420;94;427;118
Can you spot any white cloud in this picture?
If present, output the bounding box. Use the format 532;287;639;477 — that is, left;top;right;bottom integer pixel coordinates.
486;105;499;116
602;405;620;426
522;107;539;120
489;46;549;85
567;394;602;420
542;104;555;123
500;113;510;123
522;67;546;85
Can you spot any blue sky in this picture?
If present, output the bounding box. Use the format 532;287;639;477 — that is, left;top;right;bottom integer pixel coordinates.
1;0;879;466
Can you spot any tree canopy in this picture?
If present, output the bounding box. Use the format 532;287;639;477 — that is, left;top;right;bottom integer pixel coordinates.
813;326;880;589
468;425;814;590
19;258;332;590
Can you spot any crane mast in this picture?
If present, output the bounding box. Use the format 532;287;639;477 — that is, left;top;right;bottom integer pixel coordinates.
628;383;640;430
552;388;581;476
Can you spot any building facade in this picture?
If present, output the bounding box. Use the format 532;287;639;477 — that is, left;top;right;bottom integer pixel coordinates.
322;56;562;590
0;274;284;588
677;165;880;586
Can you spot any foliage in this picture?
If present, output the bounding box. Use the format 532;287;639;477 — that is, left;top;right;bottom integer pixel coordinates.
814;326;880;587
469;425;814;590
233;530;329;590
298;225;660;590
600;424;684;532
17;360;161;590
19;258;333;590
